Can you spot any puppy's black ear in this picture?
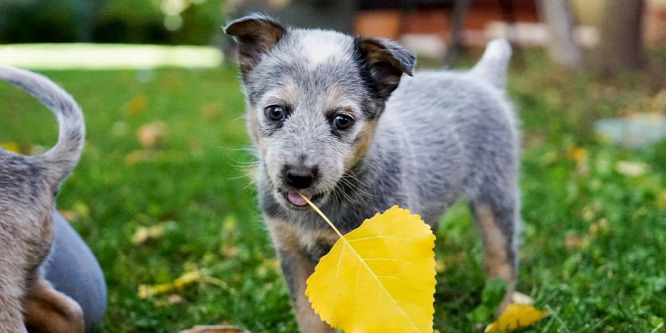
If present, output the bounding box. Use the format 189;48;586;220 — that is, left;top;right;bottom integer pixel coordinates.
224;13;286;76
354;37;416;100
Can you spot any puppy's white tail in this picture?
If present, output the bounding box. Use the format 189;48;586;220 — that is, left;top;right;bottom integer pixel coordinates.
470;39;512;90
0;66;85;184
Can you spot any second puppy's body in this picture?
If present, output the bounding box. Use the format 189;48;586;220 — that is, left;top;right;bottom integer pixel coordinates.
226;15;520;332
0;66;85;333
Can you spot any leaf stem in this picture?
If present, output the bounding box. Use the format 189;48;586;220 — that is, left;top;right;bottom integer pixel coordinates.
298;192;345;239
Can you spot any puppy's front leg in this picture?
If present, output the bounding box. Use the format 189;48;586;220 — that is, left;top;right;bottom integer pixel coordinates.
279;249;336;333
23;278;84;333
265;216;335;333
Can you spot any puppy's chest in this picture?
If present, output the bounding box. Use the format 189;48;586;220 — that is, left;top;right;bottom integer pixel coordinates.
264;216;338;263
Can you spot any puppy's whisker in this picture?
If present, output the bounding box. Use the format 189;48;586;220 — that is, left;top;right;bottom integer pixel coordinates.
336;178;363;205
337;175;373;203
340;175;374;199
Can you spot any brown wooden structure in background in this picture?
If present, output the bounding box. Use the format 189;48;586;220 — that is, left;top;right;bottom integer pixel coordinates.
355;0;538;41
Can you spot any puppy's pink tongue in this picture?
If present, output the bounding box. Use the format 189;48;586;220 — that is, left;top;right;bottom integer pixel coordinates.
287;191;309;206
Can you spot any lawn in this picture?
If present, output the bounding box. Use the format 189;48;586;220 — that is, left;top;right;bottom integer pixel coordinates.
1;52;665;332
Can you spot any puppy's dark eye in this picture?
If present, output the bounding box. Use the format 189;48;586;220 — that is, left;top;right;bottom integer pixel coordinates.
265;105;286;122
332;114;354;130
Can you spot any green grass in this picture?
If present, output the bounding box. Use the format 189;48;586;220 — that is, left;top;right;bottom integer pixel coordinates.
1;53;665;332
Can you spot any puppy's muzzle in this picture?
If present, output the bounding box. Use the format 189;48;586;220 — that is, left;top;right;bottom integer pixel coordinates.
281;165;321;207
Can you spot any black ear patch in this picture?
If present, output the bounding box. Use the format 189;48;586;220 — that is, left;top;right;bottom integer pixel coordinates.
354;37;416;100
224;13;286;77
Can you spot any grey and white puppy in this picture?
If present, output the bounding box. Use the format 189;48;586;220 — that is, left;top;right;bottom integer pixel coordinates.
225;14;520;332
0;66;85;333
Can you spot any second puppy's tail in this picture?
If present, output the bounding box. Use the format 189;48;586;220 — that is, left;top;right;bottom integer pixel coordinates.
469;39;512;90
0;66;85;184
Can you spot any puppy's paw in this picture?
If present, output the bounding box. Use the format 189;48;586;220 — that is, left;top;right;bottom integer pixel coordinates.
23;280;85;333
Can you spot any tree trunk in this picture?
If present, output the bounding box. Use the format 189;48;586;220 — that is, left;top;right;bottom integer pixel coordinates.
595;0;645;71
443;0;472;66
537;0;582;69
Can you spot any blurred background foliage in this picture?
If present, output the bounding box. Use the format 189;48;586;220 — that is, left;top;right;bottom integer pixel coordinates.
0;0;223;45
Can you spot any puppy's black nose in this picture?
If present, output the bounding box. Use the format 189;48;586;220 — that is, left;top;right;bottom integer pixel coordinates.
285;167;317;189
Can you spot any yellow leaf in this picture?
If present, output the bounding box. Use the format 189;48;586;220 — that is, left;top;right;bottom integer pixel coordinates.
126;94;149;115
138;270;201;299
0;142;20;153
568;146;588;163
303;199;436;333
484;304;550;332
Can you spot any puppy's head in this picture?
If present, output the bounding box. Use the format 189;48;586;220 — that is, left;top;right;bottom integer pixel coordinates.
225;14;415;209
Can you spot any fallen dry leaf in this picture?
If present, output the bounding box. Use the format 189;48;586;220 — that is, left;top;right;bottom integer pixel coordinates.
179;325;249;333
484;303;550;332
132;223;167;246
167;294;183;304
565;234;583;249
568;146;588;163
137;121;167;148
154;294;184;307
126;94;149;115
510;292;534;305
565;218;610;250
138;270;202;299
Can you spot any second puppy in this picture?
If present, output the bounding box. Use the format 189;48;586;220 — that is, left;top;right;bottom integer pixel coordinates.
0;66;85;333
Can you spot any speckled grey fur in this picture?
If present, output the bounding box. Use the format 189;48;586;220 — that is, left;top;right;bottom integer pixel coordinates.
0;66;85;332
226;14;520;332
